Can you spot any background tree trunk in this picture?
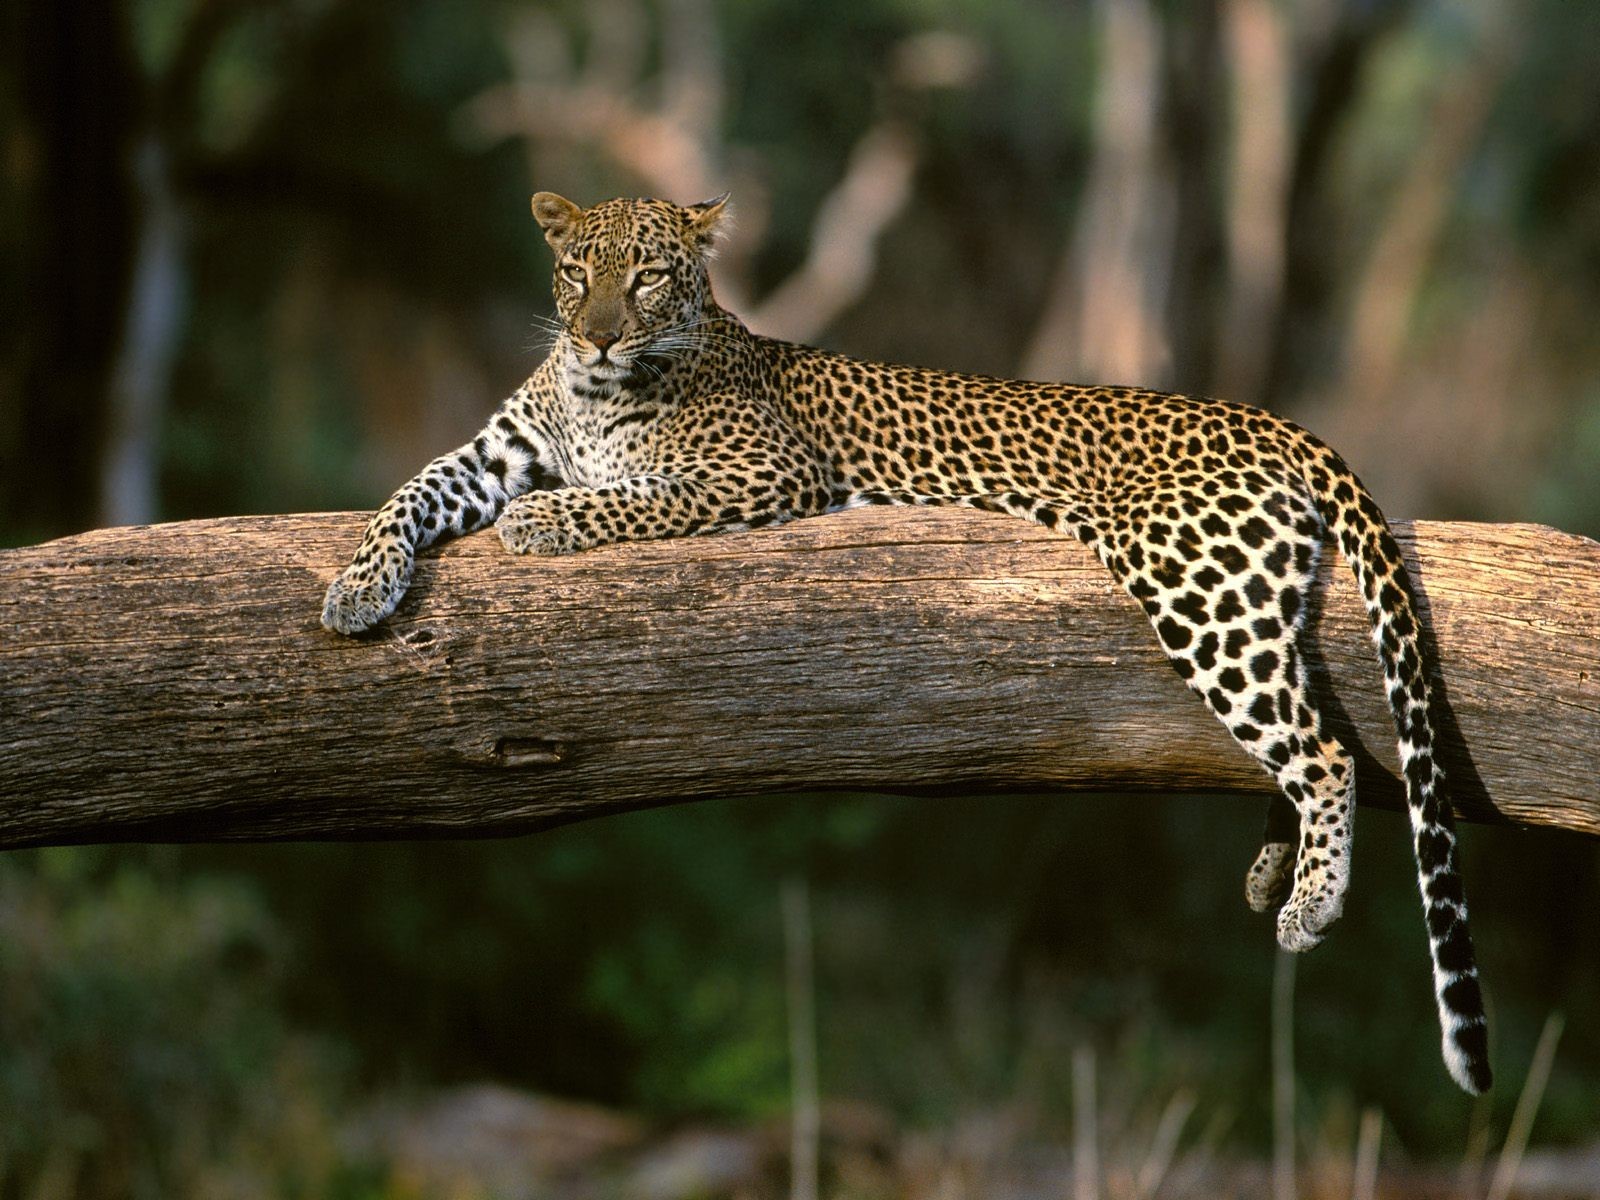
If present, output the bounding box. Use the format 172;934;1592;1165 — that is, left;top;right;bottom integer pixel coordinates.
11;0;139;539
1;509;1596;849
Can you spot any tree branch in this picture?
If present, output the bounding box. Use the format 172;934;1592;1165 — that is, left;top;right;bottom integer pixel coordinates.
2;510;1596;849
742;120;920;342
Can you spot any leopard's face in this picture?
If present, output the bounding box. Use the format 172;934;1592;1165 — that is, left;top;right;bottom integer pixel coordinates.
532;192;728;388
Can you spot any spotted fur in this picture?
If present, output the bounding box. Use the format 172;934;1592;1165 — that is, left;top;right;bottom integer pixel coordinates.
323;194;1491;1094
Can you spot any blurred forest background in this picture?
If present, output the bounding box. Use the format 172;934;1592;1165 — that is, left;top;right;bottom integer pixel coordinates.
2;0;1599;1196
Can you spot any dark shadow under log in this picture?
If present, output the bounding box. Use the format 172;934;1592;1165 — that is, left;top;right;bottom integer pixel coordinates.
1;509;1596;849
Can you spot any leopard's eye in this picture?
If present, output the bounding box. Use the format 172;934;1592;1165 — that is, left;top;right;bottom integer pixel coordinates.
559;262;587;286
634;268;667;289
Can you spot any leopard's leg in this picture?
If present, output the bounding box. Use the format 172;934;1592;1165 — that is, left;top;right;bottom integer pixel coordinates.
1103;482;1355;950
496;475;730;555
323;400;560;634
1165;601;1356;951
497;455;831;556
1232;660;1356;952
1237;491;1327;915
496;395;835;555
1245;793;1298;913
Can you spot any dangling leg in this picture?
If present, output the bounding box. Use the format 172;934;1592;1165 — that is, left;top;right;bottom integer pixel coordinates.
1101;481;1356;949
1173;623;1357;949
1259;667;1357;951
1246;793;1298;913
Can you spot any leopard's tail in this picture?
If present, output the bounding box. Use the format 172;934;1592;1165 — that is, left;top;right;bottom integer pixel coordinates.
1292;432;1492;1095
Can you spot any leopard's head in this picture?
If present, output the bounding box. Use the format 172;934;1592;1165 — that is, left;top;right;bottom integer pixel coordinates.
532;191;729;389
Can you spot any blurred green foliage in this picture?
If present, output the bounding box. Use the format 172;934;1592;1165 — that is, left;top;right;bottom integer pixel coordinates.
2;795;1597;1193
0;849;357;1197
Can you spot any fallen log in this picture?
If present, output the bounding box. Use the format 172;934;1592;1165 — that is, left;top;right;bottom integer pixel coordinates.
1;509;1596;848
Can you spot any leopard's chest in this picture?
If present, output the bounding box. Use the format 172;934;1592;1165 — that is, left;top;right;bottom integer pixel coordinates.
557;399;665;488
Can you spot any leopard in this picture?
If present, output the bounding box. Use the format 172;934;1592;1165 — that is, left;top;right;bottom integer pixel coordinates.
322;192;1492;1094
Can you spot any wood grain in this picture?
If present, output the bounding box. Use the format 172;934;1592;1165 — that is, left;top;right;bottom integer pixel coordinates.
1;509;1596;848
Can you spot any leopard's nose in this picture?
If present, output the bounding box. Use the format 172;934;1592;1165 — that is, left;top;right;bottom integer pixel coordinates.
588;329;621;353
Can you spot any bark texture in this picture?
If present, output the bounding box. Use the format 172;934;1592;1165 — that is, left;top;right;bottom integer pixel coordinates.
2;509;1596;849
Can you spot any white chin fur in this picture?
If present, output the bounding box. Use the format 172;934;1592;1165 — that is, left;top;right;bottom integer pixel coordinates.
564;352;631;391
564;342;627;370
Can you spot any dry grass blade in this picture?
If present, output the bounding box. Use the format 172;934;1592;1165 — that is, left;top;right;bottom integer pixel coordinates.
1485;1011;1565;1200
1134;1088;1196;1200
1272;949;1297;1200
783;877;820;1200
1351;1107;1382;1200
1074;1044;1099;1200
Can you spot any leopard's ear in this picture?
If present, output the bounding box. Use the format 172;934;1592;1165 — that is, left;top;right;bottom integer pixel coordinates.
532;192;584;249
683;192;731;253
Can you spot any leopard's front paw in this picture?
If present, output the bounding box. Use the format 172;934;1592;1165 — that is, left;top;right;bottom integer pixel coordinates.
322;570;397;635
496;495;582;556
321;546;413;635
